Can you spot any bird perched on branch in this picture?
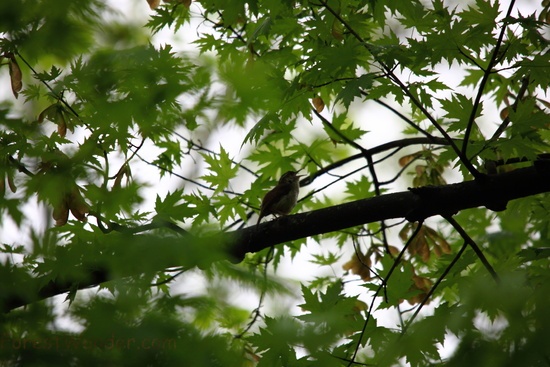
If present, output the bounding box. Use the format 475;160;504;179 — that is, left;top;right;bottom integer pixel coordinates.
257;170;302;225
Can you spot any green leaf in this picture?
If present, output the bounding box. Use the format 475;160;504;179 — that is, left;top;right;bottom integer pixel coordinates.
345;175;372;200
324;112;367;144
249;16;273;44
242;112;278;146
309;251;342;266
154;189;197;222
336;74;375;108
201;146;239;193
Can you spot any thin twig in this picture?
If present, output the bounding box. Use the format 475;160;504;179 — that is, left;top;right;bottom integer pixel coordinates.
462;0;517;157
234;246;274;338
151;268;186;287
469;76;530;161
489;75;530;142
314;0;482;179
368;94;436;140
115;138;146;179
402;241;468;334
172;130;258;176
351;236;384;283
132;150;243;196
457;47;486;71
445;215;499;283
7;155;35;177
378;154;421;186
301;136;453;186
347;220;424;366
16;51;84;124
300;163;369;202
313;108;391;252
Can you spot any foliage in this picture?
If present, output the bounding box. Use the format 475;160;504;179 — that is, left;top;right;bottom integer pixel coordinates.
0;0;550;365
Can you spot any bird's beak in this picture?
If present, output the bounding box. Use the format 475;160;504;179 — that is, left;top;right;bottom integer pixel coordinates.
293;169;306;182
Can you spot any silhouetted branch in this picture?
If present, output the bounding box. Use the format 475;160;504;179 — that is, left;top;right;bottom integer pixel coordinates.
3;162;550;312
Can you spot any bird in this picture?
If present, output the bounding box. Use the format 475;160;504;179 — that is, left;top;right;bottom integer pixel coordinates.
257;170;302;225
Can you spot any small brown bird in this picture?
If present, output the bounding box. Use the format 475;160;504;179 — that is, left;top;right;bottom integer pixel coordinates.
257;171;302;225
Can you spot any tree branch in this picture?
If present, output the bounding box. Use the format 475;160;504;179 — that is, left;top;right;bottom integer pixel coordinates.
402;241;468;334
3;162;550;312
349;220;425;366
445;216;499;283
314;0;482;179
313;108;390;251
462;0;517;157
300;136;453;186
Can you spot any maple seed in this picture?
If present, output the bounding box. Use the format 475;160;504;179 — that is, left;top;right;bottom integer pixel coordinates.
56;109;67;137
7;173;17;193
113;164;132;189
53;200;70;226
7;54;22;99
69;187;89;222
38;104;72;137
147;0;161;9
343;252;372;281
398;153;418;167
52;185;90;226
331;20;344;41
38;104;57;123
500;107;509;120
312;96;325;113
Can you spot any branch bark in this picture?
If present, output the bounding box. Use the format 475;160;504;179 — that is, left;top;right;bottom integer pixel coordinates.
231;162;550;258
3;162;550;312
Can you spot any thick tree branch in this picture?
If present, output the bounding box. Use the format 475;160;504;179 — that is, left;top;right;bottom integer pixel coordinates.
3;162;550;312
232;162;550;258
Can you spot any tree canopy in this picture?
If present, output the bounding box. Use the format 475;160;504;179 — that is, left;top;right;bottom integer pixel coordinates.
1;0;550;365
